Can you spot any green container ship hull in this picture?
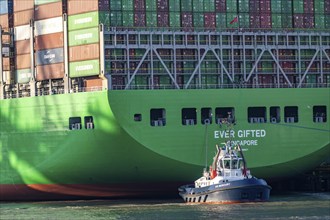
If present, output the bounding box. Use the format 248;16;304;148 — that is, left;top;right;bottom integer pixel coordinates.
0;88;329;200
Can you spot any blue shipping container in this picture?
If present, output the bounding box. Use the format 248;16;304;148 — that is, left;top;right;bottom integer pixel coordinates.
36;48;64;65
0;0;13;15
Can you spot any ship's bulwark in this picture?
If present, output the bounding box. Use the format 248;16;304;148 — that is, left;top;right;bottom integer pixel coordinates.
0;88;329;200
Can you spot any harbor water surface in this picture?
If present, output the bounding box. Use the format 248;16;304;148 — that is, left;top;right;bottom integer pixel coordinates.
1;192;329;220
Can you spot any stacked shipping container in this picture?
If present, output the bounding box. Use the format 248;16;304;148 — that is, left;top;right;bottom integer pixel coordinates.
1;0;330;91
34;0;65;81
67;0;109;81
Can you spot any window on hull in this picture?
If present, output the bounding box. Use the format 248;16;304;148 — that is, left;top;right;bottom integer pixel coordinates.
313;106;327;123
248;107;266;123
215;107;235;124
201;108;212;125
270;106;280;123
69;117;81;130
150;108;166;126
284;106;298;123
84;116;94;129
182;108;197;125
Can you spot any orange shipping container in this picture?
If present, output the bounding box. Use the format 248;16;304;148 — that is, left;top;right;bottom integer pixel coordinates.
1;27;11;44
14;9;34;26
15;39;31;55
85;77;103;91
67;0;99;15
69;44;100;62
2;57;11;70
16;54;31;69
13;0;34;12
36;62;65;81
34;1;63;20
35;32;64;50
0;14;9;28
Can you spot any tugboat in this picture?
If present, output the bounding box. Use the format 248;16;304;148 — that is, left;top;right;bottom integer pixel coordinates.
178;139;271;204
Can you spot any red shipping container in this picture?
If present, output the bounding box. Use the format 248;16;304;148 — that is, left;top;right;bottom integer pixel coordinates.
13;0;34;12
34;1;63;20
325;0;330;13
303;14;314;28
157;0;168;11
260;13;271;29
181;12;193;31
36;62;65;81
15;39;31;55
260;0;271;12
215;0;226;12
2;57;10;70
134;11;146;27
85;77;103;91
69;43;100;62
68;0;96;15
293;14;304;28
16;54;31;69
204;12;216;30
157;12;169;27
304;0;314;13
35;32;64;50
134;0;145;10
250;13;261;29
249;0;260;13
13;9;34;26
1;27;10;44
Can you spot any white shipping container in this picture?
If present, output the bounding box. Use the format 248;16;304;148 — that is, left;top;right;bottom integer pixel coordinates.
35;16;63;36
14;25;31;41
2;71;12;84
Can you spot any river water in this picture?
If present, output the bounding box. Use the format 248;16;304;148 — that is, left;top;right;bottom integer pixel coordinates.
1;192;329;220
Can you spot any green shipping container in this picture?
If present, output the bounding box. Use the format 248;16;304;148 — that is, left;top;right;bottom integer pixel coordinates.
34;0;60;5
203;0;215;12
238;0;249;13
169;12;181;28
16;69;32;84
315;15;325;30
293;0;304;13
226;0;238;13
281;0;293;14
216;13;226;29
69;59;100;78
181;0;193;12
146;0;157;11
238;13;249;28
271;0;282;13
146;11;157;27
122;11;134;27
69;27;99;46
110;11;123;26
122;0;133;11
193;0;203;12
272;13;282;29
314;0;325;14
169;0;180;12
68;11;110;31
193;12;204;29
111;0;122;11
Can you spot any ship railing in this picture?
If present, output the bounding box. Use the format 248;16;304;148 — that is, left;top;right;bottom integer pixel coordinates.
110;82;330;90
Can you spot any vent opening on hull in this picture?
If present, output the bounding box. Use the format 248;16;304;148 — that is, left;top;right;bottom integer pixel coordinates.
285;106;298;123
150;108;166;126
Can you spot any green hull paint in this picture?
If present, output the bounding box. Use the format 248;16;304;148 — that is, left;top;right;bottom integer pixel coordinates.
0;88;329;199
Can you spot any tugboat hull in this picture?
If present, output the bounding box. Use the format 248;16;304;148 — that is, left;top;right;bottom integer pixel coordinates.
179;178;271;204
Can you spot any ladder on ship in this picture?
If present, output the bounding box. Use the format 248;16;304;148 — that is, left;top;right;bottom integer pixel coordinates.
103;29;330;90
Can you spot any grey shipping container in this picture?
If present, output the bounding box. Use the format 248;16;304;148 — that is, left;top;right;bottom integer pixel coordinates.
36;48;64;65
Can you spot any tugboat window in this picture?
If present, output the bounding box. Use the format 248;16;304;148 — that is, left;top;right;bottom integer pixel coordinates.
270;106;280;123
248;107;266;123
134;114;142;122
182;108;197;125
201;108;212;125
150;109;166;126
313;106;327;123
215;107;235;125
69;117;81;130
84;116;94;129
284;106;298;123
